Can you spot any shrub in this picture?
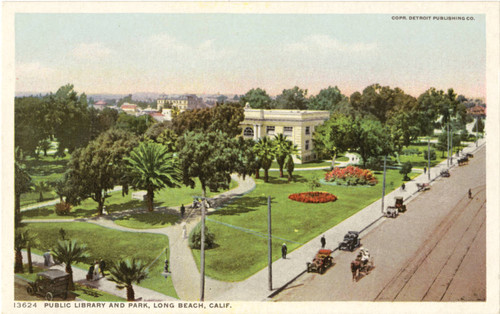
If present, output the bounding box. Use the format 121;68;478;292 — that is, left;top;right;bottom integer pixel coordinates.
189;224;216;250
288;192;337;203
324;166;377;186
54;202;72;216
423;149;436;160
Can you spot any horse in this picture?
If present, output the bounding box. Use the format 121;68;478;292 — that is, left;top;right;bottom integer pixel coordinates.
351;259;362;282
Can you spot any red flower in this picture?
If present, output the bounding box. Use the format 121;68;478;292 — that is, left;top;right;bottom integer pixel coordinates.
288;192;338;203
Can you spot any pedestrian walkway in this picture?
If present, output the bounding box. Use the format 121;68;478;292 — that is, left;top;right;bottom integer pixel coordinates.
20;251;177;301
21;174;255;301
212;139;486;301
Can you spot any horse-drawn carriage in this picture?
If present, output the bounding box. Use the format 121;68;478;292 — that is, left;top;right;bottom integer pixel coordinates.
385;196;406;218
26;270;69;301
416;183;430;192
306;249;334;274
351;248;374;282
338;231;361;252
466;153;474;158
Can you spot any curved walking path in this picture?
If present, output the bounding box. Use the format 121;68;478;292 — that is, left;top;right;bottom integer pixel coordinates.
21;174;256;301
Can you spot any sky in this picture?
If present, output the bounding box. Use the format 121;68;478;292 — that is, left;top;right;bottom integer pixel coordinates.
15;13;486;98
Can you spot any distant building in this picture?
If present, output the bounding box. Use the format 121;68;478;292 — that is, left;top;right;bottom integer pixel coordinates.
121;103;138;114
240;107;330;163
157;94;204;112
93;100;107;111
149;112;165;122
468;105;486;117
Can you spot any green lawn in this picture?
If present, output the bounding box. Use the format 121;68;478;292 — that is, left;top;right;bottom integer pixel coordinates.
22;179;238;221
20;154;70;207
270;160;332;169
20;222;178;299
192;169;418;281
396;144;447;168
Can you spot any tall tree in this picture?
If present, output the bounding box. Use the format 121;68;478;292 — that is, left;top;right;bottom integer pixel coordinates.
253;137;276;182
239;88;273;109
274;86;309;110
313;113;354;168
352;118;393;168
66;129;138;215
51;240;89;291
115;113;155;136
14;230;28;273
308;86;346;112
15;148;32;225
125;142;182;212
24;230;39;273
208;103;245;137
107;259;149;301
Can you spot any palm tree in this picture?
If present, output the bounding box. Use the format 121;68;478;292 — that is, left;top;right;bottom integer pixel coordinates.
125;142;182;212
274;133;290;178
253;137;275;182
14;230;28;273
283;142;299;182
51;240;89;290
107;259;149;301
33;181;51;202
24;230;40;273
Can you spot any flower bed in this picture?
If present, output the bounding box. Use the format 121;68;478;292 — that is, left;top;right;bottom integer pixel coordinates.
288;192;338;203
325;166;377;186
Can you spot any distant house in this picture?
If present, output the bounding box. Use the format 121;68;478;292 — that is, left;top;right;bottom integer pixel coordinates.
93;100;107;111
157;94;204;112
121;103;138;114
468;105;486;117
240;106;330;163
149;112;165;122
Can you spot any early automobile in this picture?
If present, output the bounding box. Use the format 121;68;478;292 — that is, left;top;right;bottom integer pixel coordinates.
338;231;361;252
458;156;469;166
306;249;333;274
440;169;451;177
26;270;69;301
386;196;406;217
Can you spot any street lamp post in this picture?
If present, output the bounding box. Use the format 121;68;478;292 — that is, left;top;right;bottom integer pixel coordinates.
427;138;431;181
381;155;387;214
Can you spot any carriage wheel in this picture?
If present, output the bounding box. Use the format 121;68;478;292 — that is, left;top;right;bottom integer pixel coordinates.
26;286;35;295
306;263;311;273
319;267;324;274
45;292;53;301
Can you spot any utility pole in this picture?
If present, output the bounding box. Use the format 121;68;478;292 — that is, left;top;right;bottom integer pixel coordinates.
267;196;272;291
200;193;206;301
381;155;387;214
447;120;450;167
427;138;431;181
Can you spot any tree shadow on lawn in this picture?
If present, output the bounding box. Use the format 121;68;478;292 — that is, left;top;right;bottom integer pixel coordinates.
115;212;179;227
266;173;308;185
212;196;271;216
106;199;144;213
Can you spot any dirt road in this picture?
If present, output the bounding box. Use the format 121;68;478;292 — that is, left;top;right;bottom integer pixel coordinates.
274;145;486;302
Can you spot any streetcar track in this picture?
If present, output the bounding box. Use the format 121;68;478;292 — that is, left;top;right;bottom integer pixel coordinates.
422;199;486;301
374;185;486;301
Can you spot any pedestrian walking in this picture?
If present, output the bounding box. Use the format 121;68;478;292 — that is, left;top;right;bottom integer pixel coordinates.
401;183;406;191
164;259;170;273
43;250;51;267
180;204;185;218
424;167;427;174
182;222;187;239
93;261;100;280
87;264;94;281
281;243;287;259
468;188;472;199
320;235;326;248
99;258;106;277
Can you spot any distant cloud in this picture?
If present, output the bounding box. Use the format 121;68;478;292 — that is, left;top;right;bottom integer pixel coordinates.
285;34;378;54
146;33;233;62
16;61;59;91
72;42;112;60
